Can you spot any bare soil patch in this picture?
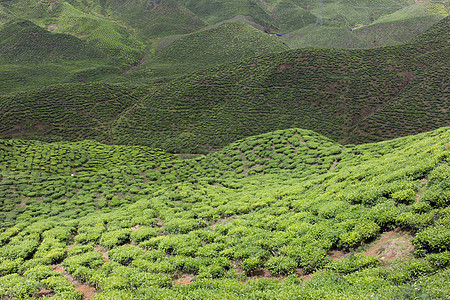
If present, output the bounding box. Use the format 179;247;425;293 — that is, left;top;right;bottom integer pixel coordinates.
51;265;97;300
94;246;109;262
362;228;414;261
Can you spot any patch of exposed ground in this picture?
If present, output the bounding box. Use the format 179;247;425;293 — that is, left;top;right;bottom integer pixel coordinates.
94;246;109;262
174;273;194;286
36;288;54;298
156;216;164;228
131;224;141;231
362;228;414;261
210;216;233;229
51;265;97;300
328;250;350;260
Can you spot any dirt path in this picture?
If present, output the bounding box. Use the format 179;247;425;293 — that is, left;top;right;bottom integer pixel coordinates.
51;265;97;300
362;228;414;261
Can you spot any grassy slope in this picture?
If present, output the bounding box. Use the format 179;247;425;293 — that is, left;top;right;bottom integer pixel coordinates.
117;22;290;84
0;83;149;143
0;19;121;94
0;0;146;65
113;17;450;152
281;24;371;49
353;0;449;47
0;127;449;298
281;0;449;49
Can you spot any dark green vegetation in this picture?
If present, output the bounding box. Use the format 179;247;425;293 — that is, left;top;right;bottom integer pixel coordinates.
0;127;449;299
112;16;450;152
2;17;449;152
118;22;290;84
0;20;120;94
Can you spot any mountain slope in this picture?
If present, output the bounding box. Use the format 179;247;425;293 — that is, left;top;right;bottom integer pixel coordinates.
119;22;290;83
1;17;448;152
0;127;449;298
0;19;105;63
113;17;450;152
0;19;121;94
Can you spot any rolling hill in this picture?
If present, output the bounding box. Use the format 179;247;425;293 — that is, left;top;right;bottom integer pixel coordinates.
1;16;448;152
117;22;290;84
113;16;450;152
0;126;449;298
0;20;121;94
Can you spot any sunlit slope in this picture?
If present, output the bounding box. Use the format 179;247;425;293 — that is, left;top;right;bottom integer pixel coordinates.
0;20;105;63
281;0;449;49
114;17;450;152
0;127;449;298
353;0;449;47
0;0;146;65
119;22;290;83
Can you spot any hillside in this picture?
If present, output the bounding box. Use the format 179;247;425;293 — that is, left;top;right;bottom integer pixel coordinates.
0;0;147;65
113;16;450;152
0;20;105;63
118;22;290;83
1;16;448;152
0;83;148;142
280;0;449;49
0;20;121;94
0;127;449;299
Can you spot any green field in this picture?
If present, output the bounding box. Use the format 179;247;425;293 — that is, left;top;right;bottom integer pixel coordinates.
0;127;449;299
0;1;449;298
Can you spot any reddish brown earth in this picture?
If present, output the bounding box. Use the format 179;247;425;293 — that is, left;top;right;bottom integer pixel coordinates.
328;250;350;260
174;273;194;286
362;228;414;261
52;265;97;300
210;216;233;229
94;246;109;262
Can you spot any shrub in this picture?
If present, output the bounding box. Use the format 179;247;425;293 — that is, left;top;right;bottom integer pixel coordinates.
265;256;297;276
339;221;380;248
99;229;132;249
108;245;144;266
326;254;378;274
242;256;262;275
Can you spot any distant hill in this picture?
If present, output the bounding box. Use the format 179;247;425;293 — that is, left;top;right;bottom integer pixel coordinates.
1;17;448;152
112;16;450;152
0;20;105;63
280;0;449;49
119;22;290;84
0;20;122;94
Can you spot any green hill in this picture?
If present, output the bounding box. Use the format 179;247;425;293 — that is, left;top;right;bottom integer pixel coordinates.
112;17;450;152
0;127;449;298
280;0;449;49
0;19;105;63
0;0;147;65
353;0;449;47
0;83;148;142
1;17;448;152
281;24;371;49
119;22;290;83
0;20;122;94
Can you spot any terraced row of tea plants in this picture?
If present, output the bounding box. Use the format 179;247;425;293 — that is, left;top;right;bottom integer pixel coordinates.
119;22;289;83
0;83;148;142
0;20;121;94
0;127;449;299
114;17;450;152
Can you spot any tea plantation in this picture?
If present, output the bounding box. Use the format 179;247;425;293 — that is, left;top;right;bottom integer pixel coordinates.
0;127;449;299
